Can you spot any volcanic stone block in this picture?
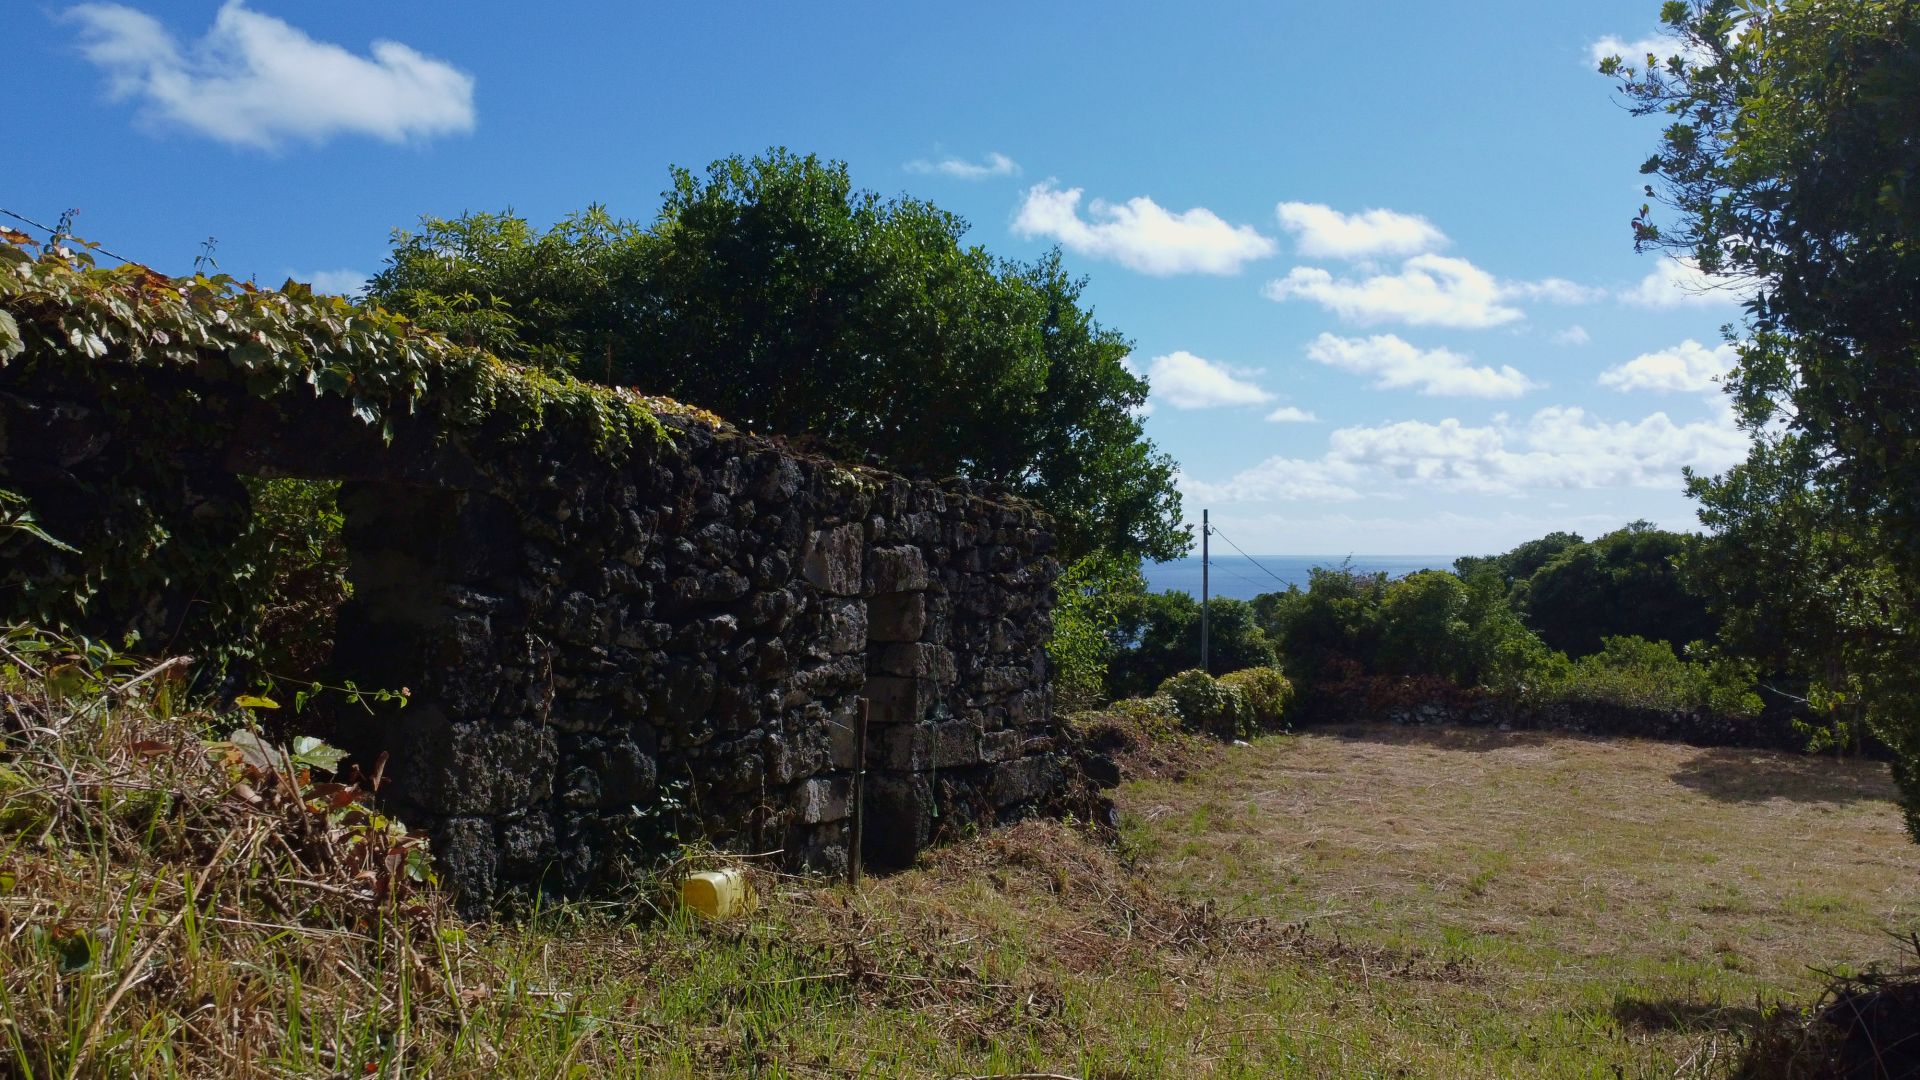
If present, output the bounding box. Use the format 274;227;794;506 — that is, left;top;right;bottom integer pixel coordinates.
802;523;864;596
864;772;933;868
872;642;956;684
868;593;926;642
988;754;1065;807
868;545;931;593
865;675;934;724
791;775;851;824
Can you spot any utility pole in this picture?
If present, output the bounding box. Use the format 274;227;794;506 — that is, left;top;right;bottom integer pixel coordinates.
1200;508;1210;674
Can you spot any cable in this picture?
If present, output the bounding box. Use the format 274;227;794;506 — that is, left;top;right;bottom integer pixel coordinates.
1;208;136;265
1206;525;1295;589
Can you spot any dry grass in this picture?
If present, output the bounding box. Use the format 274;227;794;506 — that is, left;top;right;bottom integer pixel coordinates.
9;625;1920;1078
1120;724;1920;1074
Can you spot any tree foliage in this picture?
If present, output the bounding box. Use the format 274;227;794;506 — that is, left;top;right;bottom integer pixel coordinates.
1607;0;1920;834
371;150;1185;560
1510;522;1716;657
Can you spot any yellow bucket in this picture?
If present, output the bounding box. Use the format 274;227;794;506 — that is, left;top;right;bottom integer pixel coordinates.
680;868;754;919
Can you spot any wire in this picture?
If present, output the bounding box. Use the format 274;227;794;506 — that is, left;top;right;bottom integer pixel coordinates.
1206;525;1296;589
1;208;136;265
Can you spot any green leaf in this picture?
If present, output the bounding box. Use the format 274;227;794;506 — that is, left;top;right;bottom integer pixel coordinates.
289;735;348;775
232;694;279;710
0;310;22;363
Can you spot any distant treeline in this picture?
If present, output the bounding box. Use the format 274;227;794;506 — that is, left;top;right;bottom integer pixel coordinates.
1054;521;1768;725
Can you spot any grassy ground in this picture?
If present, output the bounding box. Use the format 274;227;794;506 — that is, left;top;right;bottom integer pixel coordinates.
1118;725;1920;1077
6;630;1917;1078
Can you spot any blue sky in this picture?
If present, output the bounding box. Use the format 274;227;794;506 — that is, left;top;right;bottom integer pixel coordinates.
5;1;1749;558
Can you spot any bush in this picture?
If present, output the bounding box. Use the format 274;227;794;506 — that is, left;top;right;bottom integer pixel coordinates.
1218;667;1293;734
1156;669;1246;738
1533;635;1762;715
1047;552;1146;711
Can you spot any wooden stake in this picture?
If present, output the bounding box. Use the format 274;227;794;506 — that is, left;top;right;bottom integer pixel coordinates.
849;697;869;890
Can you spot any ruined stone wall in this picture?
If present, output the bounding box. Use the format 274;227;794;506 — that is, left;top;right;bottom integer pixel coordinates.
1;375;1065;912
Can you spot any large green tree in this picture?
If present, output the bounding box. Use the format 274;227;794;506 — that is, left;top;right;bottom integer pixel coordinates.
370;149;1184;561
1607;0;1920;832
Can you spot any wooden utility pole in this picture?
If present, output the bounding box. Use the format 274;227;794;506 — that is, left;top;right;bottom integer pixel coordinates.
1200;508;1210;674
848;698;869;890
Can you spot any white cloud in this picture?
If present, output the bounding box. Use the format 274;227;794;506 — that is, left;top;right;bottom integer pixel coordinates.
299;268;370;296
1265;405;1319;423
1503;277;1608;304
1598;339;1737;394
905;151;1020;180
1620;255;1756;308
1180;403;1746;505
1328;407;1747;494
1274;202;1446;260
1180;458;1365;504
1588;32;1714;69
1264;254;1522;328
66;1;476;149
1012;182;1277;276
1552;325;1592;346
1145;351;1274;409
1305;332;1539;398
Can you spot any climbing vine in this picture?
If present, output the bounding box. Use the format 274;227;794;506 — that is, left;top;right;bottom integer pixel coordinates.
0;231;698;672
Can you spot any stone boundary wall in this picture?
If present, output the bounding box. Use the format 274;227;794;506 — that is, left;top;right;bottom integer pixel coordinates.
1;372;1067;911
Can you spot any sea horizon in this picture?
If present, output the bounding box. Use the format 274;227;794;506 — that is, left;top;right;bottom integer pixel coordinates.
1142;554;1459;602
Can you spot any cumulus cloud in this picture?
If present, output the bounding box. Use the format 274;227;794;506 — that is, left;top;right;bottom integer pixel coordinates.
65;1;476;149
1588;32;1714;69
1013;182;1277;276
1145;351;1274;409
298;268;370;296
1180;458;1365;504
1598;339;1738;394
1180;404;1746;504
1265;253;1606;328
1305;332;1539;398
1264;254;1522;328
1552;325;1592;346
1274;202;1446;260
1328;407;1747;494
1265;405;1319;423
905;151;1020;180
1620;255;1757;308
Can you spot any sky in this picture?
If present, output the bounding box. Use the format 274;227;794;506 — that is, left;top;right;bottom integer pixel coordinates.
3;0;1750;559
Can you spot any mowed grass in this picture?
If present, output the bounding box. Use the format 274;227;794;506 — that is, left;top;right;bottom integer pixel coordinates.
1118;724;1920;1076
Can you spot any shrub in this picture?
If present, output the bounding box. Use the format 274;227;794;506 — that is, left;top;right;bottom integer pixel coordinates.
1047;552;1146;711
1156;669;1246;738
1218;667;1293;734
1533;635;1762;716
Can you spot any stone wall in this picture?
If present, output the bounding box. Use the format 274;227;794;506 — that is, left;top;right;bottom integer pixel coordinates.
0;370;1066;912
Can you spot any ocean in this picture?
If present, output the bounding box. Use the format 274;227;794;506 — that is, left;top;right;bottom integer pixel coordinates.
1142;555;1460;601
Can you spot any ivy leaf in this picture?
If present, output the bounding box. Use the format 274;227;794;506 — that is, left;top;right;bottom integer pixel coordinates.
0;310;22;363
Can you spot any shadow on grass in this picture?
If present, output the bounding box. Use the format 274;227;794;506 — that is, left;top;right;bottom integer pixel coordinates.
1611;995;1768;1034
1670;747;1894;806
1317;721;1579;754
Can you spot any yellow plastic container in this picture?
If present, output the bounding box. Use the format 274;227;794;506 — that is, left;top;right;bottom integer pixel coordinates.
680;868;754;919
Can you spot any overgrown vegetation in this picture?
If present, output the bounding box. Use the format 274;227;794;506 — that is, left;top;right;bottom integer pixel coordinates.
1604;0;1920;837
371;149;1186;563
0;228;671;673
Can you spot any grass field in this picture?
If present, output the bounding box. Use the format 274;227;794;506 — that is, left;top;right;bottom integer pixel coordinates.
8;663;1918;1078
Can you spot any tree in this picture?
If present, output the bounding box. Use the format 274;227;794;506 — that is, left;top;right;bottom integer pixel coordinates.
1512;523;1716;658
1454;531;1586;592
1106;592;1276;698
1607;1;1920;833
371;150;1185;561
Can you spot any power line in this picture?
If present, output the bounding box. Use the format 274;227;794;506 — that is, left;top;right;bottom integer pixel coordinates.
1207;525;1296;589
1;208;136;265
